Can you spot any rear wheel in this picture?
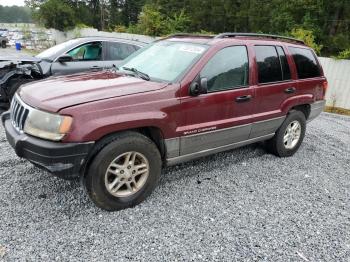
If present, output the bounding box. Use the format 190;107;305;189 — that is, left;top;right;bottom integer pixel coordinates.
84;132;162;211
1;41;6;48
265;111;306;157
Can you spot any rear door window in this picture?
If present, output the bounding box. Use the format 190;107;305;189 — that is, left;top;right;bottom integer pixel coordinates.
288;47;321;79
276;46;291;80
254;46;282;83
106;42;140;60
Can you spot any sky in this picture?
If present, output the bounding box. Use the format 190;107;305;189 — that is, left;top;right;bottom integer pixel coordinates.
0;0;25;6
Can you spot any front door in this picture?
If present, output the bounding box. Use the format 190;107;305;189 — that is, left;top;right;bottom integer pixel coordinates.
179;45;255;156
51;41;105;75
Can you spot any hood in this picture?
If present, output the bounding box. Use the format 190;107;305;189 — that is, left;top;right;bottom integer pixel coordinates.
0;55;41;63
19;71;167;112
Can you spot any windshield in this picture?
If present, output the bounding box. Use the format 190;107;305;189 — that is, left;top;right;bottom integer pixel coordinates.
36;39;81;60
118;41;208;82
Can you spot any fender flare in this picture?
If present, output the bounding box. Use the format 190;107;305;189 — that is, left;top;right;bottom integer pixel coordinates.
280;94;314;115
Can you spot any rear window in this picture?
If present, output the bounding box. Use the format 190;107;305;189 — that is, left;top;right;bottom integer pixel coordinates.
289;47;321;79
254;46;282;83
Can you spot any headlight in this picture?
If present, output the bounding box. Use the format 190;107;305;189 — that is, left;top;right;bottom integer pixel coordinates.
24;109;73;141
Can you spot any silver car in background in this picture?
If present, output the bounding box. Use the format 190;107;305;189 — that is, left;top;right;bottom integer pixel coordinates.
0;36;150;110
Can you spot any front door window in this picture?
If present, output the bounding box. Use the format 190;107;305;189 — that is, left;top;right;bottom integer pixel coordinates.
200;46;249;92
67;42;102;61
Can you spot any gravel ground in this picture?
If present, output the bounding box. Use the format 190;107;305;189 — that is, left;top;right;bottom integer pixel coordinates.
0;112;349;261
0;47;33;58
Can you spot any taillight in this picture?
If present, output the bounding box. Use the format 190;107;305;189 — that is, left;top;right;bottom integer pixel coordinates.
322;80;328;99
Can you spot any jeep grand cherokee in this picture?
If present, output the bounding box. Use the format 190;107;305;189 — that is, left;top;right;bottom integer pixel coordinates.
2;33;327;211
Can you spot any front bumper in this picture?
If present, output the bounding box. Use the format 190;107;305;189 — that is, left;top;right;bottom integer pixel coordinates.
308;100;326;122
1;112;94;179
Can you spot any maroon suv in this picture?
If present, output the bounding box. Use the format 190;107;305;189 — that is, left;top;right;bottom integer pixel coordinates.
2;33;327;211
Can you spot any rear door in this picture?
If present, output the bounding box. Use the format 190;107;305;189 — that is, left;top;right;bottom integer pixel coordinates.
51;41;105;75
179;45;255;156
250;45;296;138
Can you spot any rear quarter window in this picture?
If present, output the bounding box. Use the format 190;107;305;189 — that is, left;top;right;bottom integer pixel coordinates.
288;47;321;79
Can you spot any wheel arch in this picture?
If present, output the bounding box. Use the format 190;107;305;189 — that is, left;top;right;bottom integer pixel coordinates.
79;126;166;178
289;104;311;120
281;95;313;120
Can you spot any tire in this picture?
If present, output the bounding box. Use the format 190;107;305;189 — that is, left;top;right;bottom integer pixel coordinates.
1;41;6;48
7;77;34;102
265;110;306;157
1;77;31;111
84;131;162;211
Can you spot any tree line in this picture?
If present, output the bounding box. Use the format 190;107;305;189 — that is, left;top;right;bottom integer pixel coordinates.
0;5;32;23
23;0;350;58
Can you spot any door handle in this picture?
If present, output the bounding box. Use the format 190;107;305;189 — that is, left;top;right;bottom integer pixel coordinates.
284;87;296;94
90;66;102;70
235;95;252;103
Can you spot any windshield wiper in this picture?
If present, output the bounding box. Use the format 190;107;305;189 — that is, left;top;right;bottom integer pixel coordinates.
122;67;150;81
110;64;119;73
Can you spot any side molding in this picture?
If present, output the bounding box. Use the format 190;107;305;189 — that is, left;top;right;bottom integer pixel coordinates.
308;100;326;122
180;123;252;155
249;116;285;139
164;137;180;158
166;133;274;166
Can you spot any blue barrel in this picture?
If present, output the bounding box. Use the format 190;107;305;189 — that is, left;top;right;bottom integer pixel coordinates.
15;42;21;51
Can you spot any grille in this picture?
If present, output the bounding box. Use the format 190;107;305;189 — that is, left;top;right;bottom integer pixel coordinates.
10;95;30;131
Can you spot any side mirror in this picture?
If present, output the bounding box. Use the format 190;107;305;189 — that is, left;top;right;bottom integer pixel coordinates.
189;82;200;96
200;77;208;94
57;54;73;63
189;77;208;96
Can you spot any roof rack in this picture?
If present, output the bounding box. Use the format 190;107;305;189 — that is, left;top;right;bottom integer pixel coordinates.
166;33;215;39
214;33;305;44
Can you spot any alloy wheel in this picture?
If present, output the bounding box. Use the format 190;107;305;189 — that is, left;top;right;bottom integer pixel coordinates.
283;120;301;149
104;151;149;197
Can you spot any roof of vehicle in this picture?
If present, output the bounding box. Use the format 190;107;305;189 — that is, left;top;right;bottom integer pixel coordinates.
74;36;152;45
36;36;150;61
164;33;307;47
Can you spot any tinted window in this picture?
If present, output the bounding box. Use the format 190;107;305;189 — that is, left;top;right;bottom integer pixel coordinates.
200;46;249;92
67;42;102;61
276;46;291;80
107;42;139;60
254;46;282;83
289;47;321;79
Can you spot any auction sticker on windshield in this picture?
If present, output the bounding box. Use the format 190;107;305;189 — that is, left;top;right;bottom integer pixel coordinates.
179;45;206;54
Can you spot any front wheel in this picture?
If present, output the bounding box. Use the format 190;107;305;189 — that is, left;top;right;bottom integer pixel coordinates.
265;111;306;157
84;132;162;211
1;41;6;48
